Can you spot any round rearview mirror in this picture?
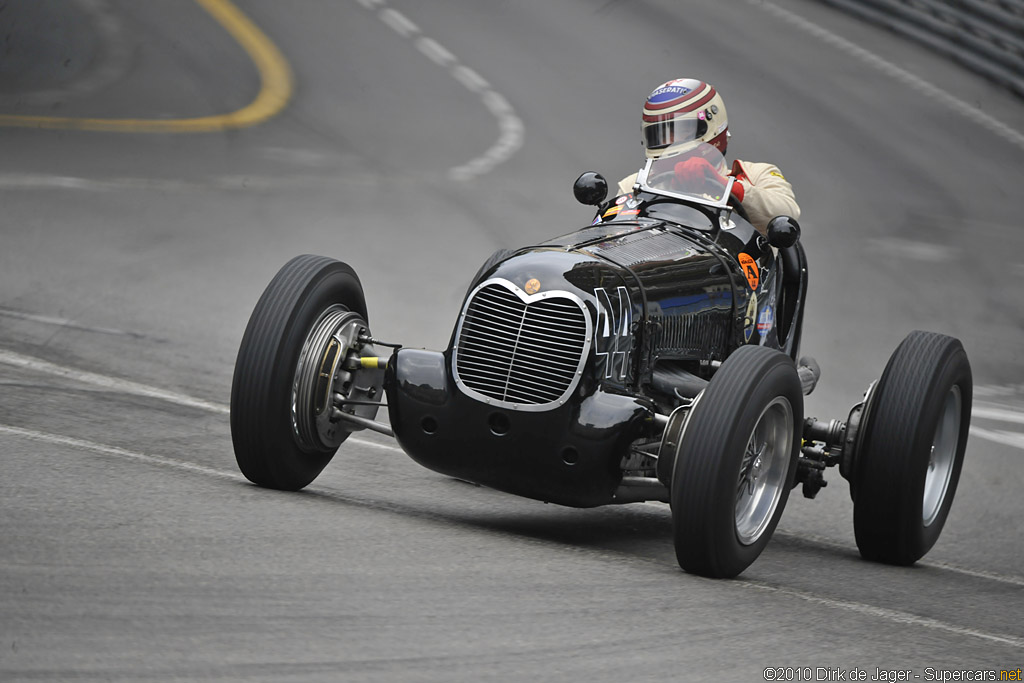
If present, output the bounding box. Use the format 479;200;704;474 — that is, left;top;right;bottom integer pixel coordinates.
573;172;608;206
767;216;801;249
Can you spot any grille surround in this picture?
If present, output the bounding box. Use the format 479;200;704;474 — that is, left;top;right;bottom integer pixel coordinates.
453;278;592;411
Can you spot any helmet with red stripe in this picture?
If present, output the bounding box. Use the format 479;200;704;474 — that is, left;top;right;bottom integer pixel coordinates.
642;78;728;159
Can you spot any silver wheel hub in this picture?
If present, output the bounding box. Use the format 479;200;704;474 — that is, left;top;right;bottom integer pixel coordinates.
292;305;369;451
735;397;794;546
923;385;961;527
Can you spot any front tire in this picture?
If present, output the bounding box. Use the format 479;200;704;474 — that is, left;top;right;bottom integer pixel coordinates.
230;255;377;491
671;346;803;578
852;331;972;564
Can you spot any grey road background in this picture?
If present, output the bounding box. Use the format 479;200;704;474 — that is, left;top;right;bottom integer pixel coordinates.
1;0;1022;680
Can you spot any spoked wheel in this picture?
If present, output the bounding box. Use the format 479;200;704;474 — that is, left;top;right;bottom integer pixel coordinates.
670;346;803;578
852;331;972;565
230;255;384;491
735;396;794;545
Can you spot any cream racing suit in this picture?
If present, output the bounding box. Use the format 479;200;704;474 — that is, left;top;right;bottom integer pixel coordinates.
616;159;800;234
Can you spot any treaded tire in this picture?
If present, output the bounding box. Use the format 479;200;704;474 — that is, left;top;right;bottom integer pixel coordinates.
853;331;972;565
230;255;368;491
671;346;803;578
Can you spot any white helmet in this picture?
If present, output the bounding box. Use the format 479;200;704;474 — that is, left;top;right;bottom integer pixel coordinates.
642;78;729;159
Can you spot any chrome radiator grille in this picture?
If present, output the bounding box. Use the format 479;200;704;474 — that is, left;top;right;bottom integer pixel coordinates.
453;279;591;411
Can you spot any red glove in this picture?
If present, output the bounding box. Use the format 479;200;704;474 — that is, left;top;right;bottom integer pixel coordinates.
729;177;745;202
674;156;745;202
674;156;725;187
729;160;747;201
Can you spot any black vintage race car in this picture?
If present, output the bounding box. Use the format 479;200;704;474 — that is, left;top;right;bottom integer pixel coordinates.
230;143;973;578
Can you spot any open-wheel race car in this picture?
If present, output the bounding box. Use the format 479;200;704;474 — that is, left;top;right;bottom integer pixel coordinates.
230;142;973;578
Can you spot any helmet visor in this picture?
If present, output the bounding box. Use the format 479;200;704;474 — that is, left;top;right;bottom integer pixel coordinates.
643;117;708;150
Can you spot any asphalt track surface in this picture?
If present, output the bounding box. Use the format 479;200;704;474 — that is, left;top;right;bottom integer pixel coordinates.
1;0;1023;680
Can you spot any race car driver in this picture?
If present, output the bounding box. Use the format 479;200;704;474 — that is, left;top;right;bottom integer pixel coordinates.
616;78;800;235
615;78;817;393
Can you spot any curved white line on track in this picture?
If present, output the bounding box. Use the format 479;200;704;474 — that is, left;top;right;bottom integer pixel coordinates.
2;421;1023;651
747;0;1024;151
354;0;524;181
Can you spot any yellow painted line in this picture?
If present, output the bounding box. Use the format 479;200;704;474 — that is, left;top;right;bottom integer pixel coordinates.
0;0;293;133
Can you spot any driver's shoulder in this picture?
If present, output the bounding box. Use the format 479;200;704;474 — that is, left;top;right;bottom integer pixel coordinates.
734;159;788;182
616;172;638;197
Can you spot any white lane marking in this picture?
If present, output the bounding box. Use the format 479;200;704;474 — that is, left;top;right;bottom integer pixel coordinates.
0;174;136;191
968;400;1024;451
974;405;1024;426
927;560;1024;589
0;349;230;415
3;420;1022;650
0;424;243;482
866;237;957;263
775;530;1024;588
416;37;456;68
348;436;403;452
451;65;490;94
0;348;404;454
976;384;1024;399
378;8;419;38
740;580;1024;649
971;426;1024;451
0;308;141;338
649;508;1024;589
747;0;1024;151
358;2;524;181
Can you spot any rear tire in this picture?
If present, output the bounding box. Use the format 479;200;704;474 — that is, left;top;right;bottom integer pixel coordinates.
671;346;803;578
230;255;372;491
852;331;972;564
